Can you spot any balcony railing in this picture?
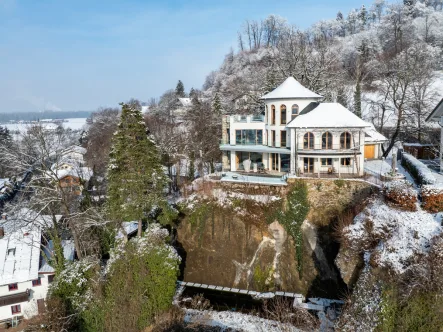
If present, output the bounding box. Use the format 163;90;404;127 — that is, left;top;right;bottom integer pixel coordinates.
233;115;264;123
298;143;358;151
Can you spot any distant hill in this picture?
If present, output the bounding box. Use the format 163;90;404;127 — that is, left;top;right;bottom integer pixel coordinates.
0;111;92;122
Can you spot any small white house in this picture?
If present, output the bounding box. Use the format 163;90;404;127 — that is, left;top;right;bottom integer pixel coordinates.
220;77;386;177
426;98;443;173
0;210;74;326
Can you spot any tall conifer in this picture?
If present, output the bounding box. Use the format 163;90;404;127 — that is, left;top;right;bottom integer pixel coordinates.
107;102;169;236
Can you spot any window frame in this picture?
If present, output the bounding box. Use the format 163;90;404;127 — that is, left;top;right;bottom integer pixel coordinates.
340;132;352;149
280;105;287;125
303;132;314;149
291;104;299;120
48;275;55;284
8;283;18;291
341;158;351;166
32;277;42;287
281;130;287;147
321;158;333;166
322;132;333;149
11;304;21;315
235;129;263;145
271;105;276;125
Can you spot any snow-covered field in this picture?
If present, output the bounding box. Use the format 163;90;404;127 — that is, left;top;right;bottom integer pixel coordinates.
184;309;301;332
1;118;87;132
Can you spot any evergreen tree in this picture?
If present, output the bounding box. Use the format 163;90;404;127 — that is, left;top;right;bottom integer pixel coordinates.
0;126;12;177
358;5;368;28
212;93;222;115
188;153;195;181
107;102;170;236
264;68;278;94
189;87;196;99
336;11;344;21
175;80;185;98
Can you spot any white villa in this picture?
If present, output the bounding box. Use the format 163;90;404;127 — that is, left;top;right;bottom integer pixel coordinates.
220;77;386;177
426;98;443;172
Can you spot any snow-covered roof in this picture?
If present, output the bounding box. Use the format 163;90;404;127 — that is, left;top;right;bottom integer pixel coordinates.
116;221;139;239
261;77;323;100
287;103;370;128
46;166;93;181
426;98;443;122
61;145;87;156
364;122;388;143
0;209;62;285
178;98;193;107
39;240;75;273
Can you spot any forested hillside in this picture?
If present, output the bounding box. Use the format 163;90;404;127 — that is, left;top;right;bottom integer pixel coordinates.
191;0;442;157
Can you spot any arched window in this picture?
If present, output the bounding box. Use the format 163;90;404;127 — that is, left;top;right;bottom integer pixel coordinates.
322;132;332;149
271;105;276;125
304;132;314;149
291;104;299;120
340;132;351;149
280;104;287;125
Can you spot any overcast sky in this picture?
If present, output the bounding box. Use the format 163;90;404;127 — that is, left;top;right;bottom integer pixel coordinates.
0;0;373;113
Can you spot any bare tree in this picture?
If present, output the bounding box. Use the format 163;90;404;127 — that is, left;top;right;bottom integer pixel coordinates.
0;125;108;265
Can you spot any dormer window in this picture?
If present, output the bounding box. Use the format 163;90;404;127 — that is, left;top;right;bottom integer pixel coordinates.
291;105;299;120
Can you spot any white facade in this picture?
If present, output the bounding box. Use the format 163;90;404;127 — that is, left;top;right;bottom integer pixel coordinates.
220;77;383;177
0;210;73;325
0;274;53;322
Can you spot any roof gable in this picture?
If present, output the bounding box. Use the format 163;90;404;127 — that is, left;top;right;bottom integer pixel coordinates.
261;77;323;100
286;103;370;128
426;98;443;122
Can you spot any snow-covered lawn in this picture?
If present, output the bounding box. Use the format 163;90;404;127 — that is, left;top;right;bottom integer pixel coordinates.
345;199;442;274
184;309;301;332
364;159;392;176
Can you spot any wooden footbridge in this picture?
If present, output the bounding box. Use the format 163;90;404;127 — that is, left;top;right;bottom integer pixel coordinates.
174;281;343;312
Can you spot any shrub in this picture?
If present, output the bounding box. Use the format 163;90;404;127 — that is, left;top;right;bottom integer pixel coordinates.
421;185;443;213
401;153;436;185
279;181;309;275
383;180;417;211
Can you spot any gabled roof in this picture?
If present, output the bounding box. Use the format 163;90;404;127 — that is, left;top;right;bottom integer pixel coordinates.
364;122;388;143
426;98;443;122
261;77;323;100
39;240;75;273
0;209;63;285
286;103;370;128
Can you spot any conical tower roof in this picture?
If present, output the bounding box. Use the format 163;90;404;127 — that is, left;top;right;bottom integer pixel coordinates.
261;77;323;100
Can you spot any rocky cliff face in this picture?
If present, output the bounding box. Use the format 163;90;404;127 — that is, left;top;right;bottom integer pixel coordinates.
176;180;373;296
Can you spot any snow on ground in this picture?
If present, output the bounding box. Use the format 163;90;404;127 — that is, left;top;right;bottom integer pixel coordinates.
1;118;87;133
346;199;442;274
210;188;281;206
364;159;392;176
184;309;301;332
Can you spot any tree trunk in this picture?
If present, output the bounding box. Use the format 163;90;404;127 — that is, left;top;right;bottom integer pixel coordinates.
383;110;403;158
137;219;142;237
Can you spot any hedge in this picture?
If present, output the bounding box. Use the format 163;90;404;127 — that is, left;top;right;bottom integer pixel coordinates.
401;153;436;185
